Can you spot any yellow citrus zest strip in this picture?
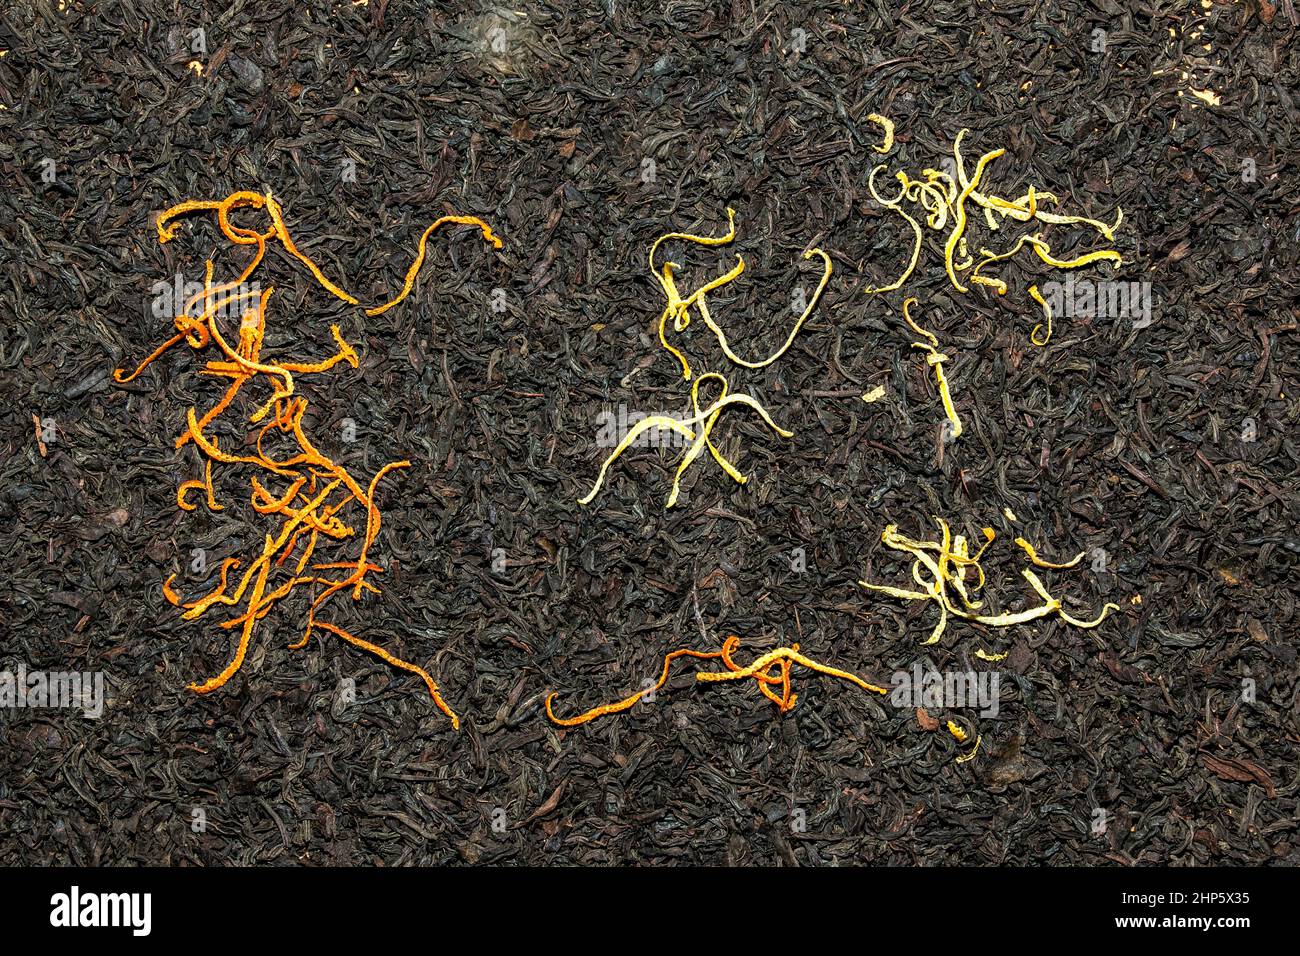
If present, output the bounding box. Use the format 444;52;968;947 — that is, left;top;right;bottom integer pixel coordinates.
650;208;831;376
697;249;833;368
866;113;895;154
954;733;982;763
1014;535;1084;569
901;297;962;439
864;164;923;294
1028;284;1053;346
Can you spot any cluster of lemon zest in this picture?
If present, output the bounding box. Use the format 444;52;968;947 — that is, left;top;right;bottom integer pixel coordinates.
860;518;1118;645
860;127;1124;345
579;372;791;509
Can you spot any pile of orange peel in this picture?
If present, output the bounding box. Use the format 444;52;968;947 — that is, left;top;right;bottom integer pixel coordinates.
860;517;1119;655
580;208;831;508
865;123;1124;439
545;635;887;726
114;190;501;728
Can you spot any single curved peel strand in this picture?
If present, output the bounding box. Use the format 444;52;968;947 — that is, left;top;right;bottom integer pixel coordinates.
901;297;963;440
114;190;499;723
866;113;895;154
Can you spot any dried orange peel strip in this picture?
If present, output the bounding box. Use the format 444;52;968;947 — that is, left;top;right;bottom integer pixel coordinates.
545;645;730;726
860;518;1118;645
546;635;885;727
114;190;499;724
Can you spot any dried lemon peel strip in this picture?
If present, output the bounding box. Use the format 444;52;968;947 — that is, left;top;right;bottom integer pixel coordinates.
656;256;750;379
859;518;1119;645
578;373;792;509
113;191;497;723
864;165;923;294
954;733;982;763
649;207;739;279
866;113;895;154
1028;284;1053;346
546;635;886;727
1014;536;1084;569
696;249;833;368
666;256;747;333
901;297;963;439
945;136;1006;293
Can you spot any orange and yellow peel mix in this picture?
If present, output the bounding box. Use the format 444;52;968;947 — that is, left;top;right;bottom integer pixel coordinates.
860;517;1118;653
546;634;887;726
115;190;501;727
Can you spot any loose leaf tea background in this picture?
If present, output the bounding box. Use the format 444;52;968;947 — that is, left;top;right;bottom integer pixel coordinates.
1;1;1296;865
